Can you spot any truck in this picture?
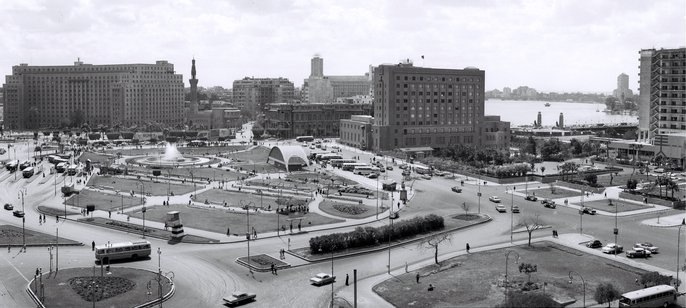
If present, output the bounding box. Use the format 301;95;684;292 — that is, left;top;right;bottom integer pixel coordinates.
222;291;256;306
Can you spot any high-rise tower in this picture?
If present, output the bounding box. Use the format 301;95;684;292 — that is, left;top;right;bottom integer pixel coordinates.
189;58;199;114
310;55;323;78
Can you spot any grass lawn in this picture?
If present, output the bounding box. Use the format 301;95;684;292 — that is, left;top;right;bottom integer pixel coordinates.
373;241;648;307
526;187;580;200
0;225;81;246
128;203;343;234
237;254;289;271
77;152;114;165
596;171;657;188
78;217;218;243
37;206;80;217
584;199;651;213
66;190;142;211
87;175;196;196
318;200;378;219
33;267;171;308
194;189;310;209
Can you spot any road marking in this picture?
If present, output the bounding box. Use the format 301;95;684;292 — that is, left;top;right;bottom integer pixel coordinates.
0;254;29;282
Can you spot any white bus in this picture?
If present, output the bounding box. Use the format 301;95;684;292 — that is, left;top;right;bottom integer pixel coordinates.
415;165;432;175
342;162;368;171
56;162;67;173
296;136;315;142
22;167;35;178
330;159;356;168
318;154;343;161
353;165;374;175
67;164;78;176
618;285;677;307
95;240;152;263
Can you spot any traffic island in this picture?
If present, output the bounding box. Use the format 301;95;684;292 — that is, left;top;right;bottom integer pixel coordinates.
77;217;219;244
27;266;174;308
236;254;290;272
0;225;81;247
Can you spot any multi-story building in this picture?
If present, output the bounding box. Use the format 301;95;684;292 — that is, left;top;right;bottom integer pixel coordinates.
302;56;371;104
261;103;372;138
613;73;633;102
637;47;686;142
371;61;510;152
232;77;294;116
482;115;511;148
2;60;184;129
339;115;374;150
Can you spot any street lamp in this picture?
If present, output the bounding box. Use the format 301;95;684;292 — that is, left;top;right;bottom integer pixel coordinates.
318;245;336;308
157;248;162;308
387;204;394;274
141;206;147;239
376;175;379;219
568;270;586;308
241;200;255;271
510;186;515;243
504;250;520;303
18;189;27;250
677;220;685;293
477;173;482;214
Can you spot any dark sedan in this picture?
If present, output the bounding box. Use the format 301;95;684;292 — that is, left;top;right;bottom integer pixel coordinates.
586;240;602;248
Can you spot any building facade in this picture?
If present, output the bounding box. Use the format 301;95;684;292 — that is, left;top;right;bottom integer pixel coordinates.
2;60;184;129
302;56;371;104
482;115;511;148
613;73;633;102
261;103;372;138
371;61;510;152
637;47;686;142
339;115;374;150
232;77;294;116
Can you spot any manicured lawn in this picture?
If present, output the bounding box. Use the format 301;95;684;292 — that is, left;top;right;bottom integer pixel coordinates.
66;190;142;211
526;186;580;200
0;225;81;246
87;175;196;196
318;200;378;219
128;203;343;234
373;242;648;307
78;217;218;243
193;189;310;209
32;267;171;308
237;254;289;271
584;199;651;213
596;171;657;188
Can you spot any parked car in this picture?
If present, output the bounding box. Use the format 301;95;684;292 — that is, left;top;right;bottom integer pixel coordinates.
222;291;256;306
402;170;411;176
13;210;25;218
542;199;556;209
525;195;538;201
511;205;520;213
451;186;462;193
601;243;624;254
3;203;13;211
386;166;393;171
495;204;507;213
367;173;378;179
626;247;652;258
399;164;409;170
579;207;597;215
634;243;659;254
489;196;501;203
586;239;603;248
310;273;336;286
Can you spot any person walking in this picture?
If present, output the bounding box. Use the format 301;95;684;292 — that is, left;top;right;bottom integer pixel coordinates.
416;273;420;283
92;241;95;251
466;243;470;253
345;274;349;286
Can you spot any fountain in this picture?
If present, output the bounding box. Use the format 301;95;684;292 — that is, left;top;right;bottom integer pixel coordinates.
163;143;184;162
125;142;215;168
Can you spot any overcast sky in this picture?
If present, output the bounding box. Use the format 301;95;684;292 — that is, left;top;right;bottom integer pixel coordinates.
1;0;684;93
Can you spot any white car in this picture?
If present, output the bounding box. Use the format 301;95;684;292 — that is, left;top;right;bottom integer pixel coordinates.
489;196;501;203
222;291;256;305
601;243;624;254
310;273;336;286
634;242;659;254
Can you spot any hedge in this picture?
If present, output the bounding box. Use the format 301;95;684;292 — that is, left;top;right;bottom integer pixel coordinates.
309;214;444;254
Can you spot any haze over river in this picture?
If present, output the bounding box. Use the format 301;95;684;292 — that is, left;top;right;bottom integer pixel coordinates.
485;99;639;128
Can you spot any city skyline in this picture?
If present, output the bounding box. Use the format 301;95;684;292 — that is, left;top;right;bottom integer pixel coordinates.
1;0;684;93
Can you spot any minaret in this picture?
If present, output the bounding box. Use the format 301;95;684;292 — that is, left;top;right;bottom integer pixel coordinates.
189;58;199;114
559;113;564;129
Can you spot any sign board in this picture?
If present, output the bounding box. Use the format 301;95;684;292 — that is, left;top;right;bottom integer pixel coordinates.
613;228;618;235
477;192;482;197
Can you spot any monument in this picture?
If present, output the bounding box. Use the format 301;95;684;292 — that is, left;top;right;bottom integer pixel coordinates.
166;211;185;239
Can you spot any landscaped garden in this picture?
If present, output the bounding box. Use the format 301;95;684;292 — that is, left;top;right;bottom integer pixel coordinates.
584;198;651;213
86;176;196;196
193;189;310;209
318;200;378;219
65;190;142;211
0;225;81;246
525;186;581;200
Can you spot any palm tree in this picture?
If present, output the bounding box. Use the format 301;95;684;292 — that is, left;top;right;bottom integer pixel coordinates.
666;179;679;199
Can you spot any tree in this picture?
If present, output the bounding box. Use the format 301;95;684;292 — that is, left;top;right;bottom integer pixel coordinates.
518;263;537;283
626;179;638;190
584;174;598;186
594;282;621;308
417;232;453;264
526;136;537;156
461;202;471;216
640;271;674;288
517;215;545;246
666;179;679;199
540;166;546;174
496;292;557;308
69;110;86;128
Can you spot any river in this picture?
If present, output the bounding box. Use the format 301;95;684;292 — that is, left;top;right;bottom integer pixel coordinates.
485;99;638;127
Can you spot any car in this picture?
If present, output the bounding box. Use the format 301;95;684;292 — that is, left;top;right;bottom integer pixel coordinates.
601;243;624;254
511;205;520;213
489;196;501;203
451;186;462;193
525;195;538;201
402;170;411;176
586;239;603;248
399;164;409;170
433;171;447;176
542;199;556;209
13;210;25;218
3;203;13;211
367;173;378;179
579;207;597;215
386;166;393;171
222;291;256;305
626;247;651;258
634;243;659;254
421;175;431;180
310;273;336;286
495;204;507;213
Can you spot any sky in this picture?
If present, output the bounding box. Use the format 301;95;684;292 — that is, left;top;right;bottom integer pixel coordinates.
1;0;684;93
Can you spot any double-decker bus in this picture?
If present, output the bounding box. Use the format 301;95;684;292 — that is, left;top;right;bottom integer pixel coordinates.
95;240;152;263
618;285;676;307
296;136;315;142
330;159;356;168
342;162;367;171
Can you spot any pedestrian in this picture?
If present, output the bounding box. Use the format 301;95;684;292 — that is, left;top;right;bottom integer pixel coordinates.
416;273;420;284
428;284;434;291
298;223;301;232
92;241;95;251
39;216;42;225
108;211;111;218
271;264;275;274
346;274;349;286
466;243;470;253
604;192;607;197
227;227;230;236
56;215;59;222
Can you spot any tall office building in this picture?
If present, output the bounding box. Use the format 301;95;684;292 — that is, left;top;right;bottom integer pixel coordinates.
371;61;509;152
2;60;184;129
311;55;324;78
302;55;371;104
613;73;633;103
637;47;686;141
232;77;294;116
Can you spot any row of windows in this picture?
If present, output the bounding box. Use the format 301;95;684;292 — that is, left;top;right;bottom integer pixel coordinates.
395;75;480;83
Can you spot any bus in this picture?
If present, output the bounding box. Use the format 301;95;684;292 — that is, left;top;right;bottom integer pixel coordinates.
415;165;432;175
22;167;35;178
56;162;67;173
318;154;343;162
95;240;152;263
6;160;19;172
330;159;356;168
342;163;368;171
382;180;397;191
353;165;374;175
67;164;78;176
296;136;315;142
618;285;677;307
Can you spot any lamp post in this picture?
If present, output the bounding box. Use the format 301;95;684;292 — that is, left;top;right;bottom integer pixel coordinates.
568;270;586;308
376;175;379;219
677;221;685;293
510;186;515;243
387;204;393;274
477;173;482;214
141;206;147;239
241;200;255;271
504;250;520;304
18;189;27;250
157;248;162;308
